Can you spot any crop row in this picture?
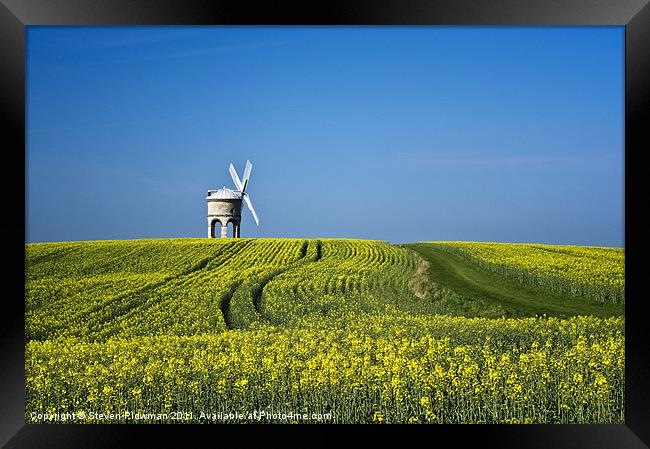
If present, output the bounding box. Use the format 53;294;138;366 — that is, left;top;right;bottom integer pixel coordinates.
260;240;419;324
26;239;307;341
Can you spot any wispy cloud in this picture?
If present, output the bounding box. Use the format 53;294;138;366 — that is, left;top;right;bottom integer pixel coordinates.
400;152;594;168
83;30;203;49
29;113;226;134
103;40;290;64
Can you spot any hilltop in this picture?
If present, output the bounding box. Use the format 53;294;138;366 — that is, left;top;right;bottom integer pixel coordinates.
25;238;624;424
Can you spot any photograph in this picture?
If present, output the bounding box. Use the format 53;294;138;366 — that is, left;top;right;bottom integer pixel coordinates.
24;25;625;425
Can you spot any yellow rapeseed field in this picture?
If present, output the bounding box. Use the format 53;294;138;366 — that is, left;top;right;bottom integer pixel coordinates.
25;238;625;424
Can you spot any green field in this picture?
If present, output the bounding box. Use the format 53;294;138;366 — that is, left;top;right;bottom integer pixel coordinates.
25;238;624;424
404;243;623;318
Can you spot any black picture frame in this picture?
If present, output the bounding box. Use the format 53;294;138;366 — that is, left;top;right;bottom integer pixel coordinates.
2;0;648;447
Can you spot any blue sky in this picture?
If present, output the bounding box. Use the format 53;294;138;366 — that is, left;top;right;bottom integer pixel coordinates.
26;26;624;246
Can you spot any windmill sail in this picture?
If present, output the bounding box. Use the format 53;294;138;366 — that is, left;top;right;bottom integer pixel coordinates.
243;194;259;226
241;160;252;193
227;160;259;226
229;163;244;191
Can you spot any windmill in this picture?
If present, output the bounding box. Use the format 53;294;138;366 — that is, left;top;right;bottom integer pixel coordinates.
206;160;259;238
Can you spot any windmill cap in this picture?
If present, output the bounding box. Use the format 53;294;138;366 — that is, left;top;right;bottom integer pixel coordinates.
206;187;242;200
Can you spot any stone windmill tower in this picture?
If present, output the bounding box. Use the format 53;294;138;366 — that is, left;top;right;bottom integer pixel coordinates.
206;160;260;238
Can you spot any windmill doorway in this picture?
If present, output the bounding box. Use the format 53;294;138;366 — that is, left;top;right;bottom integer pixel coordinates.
208;219;240;238
226;220;240;238
209;220;227;238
